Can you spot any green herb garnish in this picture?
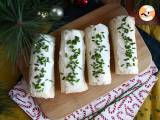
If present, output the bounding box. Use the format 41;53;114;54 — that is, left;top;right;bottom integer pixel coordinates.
90;31;107;78
62;36;81;84
117;16;136;68
32;36;51;92
32;81;45;92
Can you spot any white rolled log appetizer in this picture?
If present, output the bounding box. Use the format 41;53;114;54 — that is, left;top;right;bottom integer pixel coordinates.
29;34;55;98
109;16;138;74
85;24;111;85
59;29;88;93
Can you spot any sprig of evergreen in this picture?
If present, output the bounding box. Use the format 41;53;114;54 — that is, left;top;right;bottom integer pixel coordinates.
0;0;65;64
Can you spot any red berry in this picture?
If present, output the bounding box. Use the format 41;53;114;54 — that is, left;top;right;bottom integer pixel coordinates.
74;0;89;7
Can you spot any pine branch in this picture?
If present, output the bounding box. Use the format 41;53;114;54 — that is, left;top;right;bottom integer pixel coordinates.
0;0;65;65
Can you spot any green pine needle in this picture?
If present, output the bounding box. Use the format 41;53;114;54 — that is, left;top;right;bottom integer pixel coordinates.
0;0;64;65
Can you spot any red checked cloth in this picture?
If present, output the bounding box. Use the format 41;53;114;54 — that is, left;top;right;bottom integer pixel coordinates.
9;61;158;120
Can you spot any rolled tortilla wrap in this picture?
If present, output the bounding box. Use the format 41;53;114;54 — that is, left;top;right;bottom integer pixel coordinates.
85;23;111;85
109;16;138;74
59;29;88;93
29;34;55;98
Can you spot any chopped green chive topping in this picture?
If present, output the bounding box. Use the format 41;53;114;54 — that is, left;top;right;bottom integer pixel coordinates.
37;55;49;66
117;16;136;68
122;16;127;21
90;29;106;78
62;36;81;85
33;38;49;54
32;36;52;91
32;82;45;90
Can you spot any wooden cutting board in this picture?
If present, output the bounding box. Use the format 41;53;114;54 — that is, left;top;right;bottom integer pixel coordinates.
32;3;152;120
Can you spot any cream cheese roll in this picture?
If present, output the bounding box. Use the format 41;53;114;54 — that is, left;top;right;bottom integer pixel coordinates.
85;24;111;85
59;29;88;93
109;16;138;74
29;34;55;98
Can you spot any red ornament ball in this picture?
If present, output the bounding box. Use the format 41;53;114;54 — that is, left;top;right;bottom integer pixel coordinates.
73;0;89;7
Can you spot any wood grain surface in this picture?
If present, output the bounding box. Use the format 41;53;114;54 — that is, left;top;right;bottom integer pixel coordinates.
21;3;152;120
